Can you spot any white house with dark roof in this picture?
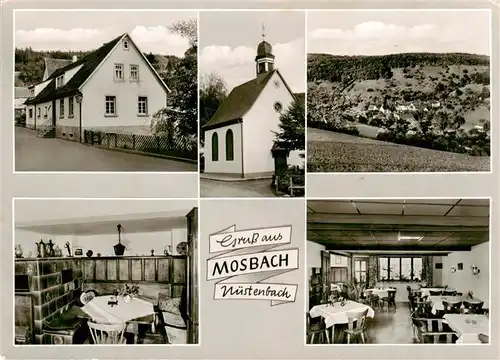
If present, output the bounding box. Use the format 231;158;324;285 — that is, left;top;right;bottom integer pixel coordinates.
25;33;170;142
202;36;303;178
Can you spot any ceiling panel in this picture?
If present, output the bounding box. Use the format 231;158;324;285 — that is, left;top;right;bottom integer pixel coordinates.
403;204;453;216
353;202;404;215
403;199;460;205
458;199;490;206
309;201;359;214
445;205;490;218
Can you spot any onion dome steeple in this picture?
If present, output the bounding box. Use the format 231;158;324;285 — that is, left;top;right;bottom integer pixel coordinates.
255;23;275;76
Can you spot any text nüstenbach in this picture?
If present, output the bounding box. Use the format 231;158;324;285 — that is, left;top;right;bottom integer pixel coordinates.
214;283;297;301
207;249;299;280
209;226;292;253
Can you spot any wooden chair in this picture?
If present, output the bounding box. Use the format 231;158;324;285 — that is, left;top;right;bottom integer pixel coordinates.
429;290;442;296
368;293;380;309
410;311;424;342
381;289;397;312
463;301;484;314
415;318;458;344
343;308;368;344
87;321;127;344
306;312;329;344
442;300;462;314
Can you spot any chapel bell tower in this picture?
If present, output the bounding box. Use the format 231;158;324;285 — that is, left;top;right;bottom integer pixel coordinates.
255;24;275;76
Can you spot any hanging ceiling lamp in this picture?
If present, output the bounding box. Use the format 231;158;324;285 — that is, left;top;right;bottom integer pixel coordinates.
114;224;126;256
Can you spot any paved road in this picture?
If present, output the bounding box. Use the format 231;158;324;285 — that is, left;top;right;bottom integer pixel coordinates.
200;178;276;197
15;127;197;172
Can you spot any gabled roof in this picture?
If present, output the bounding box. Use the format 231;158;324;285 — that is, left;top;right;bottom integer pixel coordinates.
25;34;124;105
203;69;296;131
44;57;73;79
25;33;169;106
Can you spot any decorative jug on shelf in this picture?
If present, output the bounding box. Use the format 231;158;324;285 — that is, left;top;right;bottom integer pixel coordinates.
15;244;24;258
164;245;171;256
36;239;47;258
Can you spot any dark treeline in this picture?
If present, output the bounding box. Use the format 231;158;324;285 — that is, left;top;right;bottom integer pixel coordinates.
308;52;491;83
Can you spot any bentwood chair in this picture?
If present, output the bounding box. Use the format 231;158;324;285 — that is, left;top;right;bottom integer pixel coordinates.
463;301;484;314
381;289;397;312
442;300;462;314
87;321;127;344
343;308;369;344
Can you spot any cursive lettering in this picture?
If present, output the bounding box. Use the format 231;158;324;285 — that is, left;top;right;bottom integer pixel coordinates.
215;231;283;249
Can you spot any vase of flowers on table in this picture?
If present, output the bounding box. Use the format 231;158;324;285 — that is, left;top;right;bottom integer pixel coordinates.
339;296;346;307
467;290;474;300
117;284;139;303
327;294;336;307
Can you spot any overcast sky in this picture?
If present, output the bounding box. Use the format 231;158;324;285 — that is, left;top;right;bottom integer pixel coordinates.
15;10;196;57
308;10;491;56
199;11;305;93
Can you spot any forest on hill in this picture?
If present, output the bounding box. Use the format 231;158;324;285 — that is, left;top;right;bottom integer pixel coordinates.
308;52;490;83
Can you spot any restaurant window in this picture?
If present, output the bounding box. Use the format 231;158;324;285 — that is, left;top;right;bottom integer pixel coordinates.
354;259;367;283
379;257;423;281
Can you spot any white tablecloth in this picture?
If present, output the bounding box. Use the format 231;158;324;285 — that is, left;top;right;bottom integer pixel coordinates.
310;301;375;329
82;295;155;324
444;314;489;344
364;288;395;299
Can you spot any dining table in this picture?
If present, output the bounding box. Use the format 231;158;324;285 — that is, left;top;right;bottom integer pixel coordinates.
427;295;482;315
364;288;396;299
443;314;489;344
309;300;375;343
81;295;156;343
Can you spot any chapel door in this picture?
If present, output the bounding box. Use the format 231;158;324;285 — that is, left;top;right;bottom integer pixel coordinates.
185;207;198;344
320;250;331;303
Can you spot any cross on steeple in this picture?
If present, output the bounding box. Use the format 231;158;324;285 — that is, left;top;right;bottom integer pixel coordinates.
261;23;266;40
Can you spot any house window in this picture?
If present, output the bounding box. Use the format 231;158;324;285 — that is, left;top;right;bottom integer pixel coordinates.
28;108;33;118
56;75;64;88
138;97;148;115
123;39;129;50
105;96;116;115
68;97;74;117
130;65;139;81
274;102;283;113
37;108;40;118
379;257;422;281
114;64;124;81
225;129;234;161
59;99;64;118
44;106;48;118
354;259;367;283
211;133;219;161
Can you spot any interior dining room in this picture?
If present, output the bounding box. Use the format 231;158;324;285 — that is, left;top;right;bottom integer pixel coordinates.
13;198;199;346
306;198;490;345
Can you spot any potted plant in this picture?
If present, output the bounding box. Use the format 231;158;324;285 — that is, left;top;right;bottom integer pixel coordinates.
345;277;367;302
117;284;139;303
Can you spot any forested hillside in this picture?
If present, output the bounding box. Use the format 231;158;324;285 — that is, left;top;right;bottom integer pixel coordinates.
307;52;491;157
